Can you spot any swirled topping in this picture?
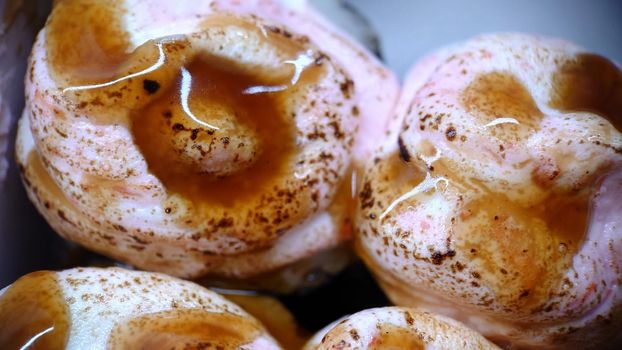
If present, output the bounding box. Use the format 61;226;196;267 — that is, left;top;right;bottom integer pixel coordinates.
19;0;398;279
356;33;622;348
0;268;281;350
304;307;499;350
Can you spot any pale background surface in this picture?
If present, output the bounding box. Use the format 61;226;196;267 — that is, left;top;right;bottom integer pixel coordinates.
349;0;622;76
1;0;622;286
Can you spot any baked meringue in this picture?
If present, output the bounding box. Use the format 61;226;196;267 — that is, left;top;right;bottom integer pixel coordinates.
0;267;281;349
304;307;499;350
356;33;622;348
16;0;398;281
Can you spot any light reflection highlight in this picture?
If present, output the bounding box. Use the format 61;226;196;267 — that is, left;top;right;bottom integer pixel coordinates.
482;117;520;128
243;51;314;95
180;67;220;130
62;42;167;93
379;172;449;221
18;326;55;350
284;51;315;85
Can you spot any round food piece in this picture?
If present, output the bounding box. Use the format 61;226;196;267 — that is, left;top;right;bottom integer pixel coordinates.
304;307;499;350
17;0;398;281
0;267;281;349
356;33;622;349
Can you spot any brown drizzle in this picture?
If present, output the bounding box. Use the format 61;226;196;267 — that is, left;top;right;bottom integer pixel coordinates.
384;152;426;193
46;0;129;85
550;53;622;132
369;324;424;350
107;309;261;350
0;271;70;350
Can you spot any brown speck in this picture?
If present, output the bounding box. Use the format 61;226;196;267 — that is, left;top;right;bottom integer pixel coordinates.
143;79;160;94
431;250;456;265
519;289;530;299
446;126;457;141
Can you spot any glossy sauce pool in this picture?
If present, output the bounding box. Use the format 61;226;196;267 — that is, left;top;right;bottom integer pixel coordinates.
0;271;69;350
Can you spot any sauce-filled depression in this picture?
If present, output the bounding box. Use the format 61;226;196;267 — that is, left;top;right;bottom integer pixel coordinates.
375;134;596;310
107;309;262;350
0;271;70;350
132;55;298;207
550;53;622;133
369;323;424;350
45;0;325;209
46;0;129;85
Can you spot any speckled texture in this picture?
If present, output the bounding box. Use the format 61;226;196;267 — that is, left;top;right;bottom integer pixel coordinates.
356;33;622;349
304;307;499;350
1;267;281;349
15;0;398;280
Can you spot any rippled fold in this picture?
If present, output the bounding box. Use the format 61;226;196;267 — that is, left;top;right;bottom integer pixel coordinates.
0;267;282;349
355;33;622;349
16;0;399;282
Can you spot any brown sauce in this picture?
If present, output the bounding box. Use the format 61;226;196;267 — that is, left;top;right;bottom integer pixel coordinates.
549;53;622;132
458;189;589;306
0;271;70;350
46;0;325;209
132;55;296;207
380;148;593;309
46;0;129;85
107;309;261;350
428;155;591;308
462;72;543;140
369;324;424;350
383;151;427;194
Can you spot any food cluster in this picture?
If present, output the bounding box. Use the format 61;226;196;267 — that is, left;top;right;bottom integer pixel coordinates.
1;0;621;349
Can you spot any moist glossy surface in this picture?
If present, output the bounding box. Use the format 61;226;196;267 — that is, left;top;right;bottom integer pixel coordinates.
0;271;69;350
107;309;260;350
550;53;622;133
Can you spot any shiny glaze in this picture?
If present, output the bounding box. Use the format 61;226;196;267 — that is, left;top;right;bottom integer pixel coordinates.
1;268;282;349
46;0;129;85
133;55;298;207
461;71;543;144
19;0;398;280
356;33;622;349
369;324;424;350
107;309;260;350
550;53;622;132
0;271;69;350
304;307;499;350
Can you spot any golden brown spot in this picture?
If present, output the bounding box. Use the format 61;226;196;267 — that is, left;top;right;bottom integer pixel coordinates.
462;72;543;138
0;271;70;349
369;324;424;350
46;0;130;85
458;186;590;308
549;53;622;132
133;55;299;206
107;309;261;350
